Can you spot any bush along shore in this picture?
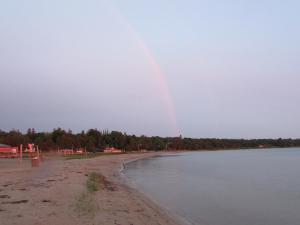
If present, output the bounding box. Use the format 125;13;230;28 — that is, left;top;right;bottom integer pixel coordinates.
1;128;300;152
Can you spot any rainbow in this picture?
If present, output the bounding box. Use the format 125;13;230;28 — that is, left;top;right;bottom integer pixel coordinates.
108;3;180;136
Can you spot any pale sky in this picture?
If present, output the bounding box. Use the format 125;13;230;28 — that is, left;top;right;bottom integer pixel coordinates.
0;0;300;138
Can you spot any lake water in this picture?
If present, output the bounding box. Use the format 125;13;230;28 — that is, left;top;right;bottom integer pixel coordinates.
124;148;300;225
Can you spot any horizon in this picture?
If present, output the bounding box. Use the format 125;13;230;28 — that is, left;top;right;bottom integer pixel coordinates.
1;1;300;138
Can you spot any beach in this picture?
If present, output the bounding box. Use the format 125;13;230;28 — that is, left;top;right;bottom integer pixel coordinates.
0;153;183;225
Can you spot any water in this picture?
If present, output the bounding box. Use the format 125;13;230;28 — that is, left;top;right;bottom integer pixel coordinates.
124;148;300;225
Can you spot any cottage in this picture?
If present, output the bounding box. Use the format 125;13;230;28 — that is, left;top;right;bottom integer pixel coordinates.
58;149;74;156
0;144;18;158
103;147;122;153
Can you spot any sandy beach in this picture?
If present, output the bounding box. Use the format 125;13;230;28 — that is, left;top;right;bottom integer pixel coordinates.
0;153;184;225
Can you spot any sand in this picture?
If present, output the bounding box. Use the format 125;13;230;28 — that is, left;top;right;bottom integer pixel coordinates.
0;153;185;225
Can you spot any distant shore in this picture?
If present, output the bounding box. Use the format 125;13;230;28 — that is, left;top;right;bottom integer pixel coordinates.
0;152;185;225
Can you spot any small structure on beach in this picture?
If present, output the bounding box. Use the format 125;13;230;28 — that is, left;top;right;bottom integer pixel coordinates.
104;147;122;153
24;143;36;153
58;149;74;156
0;144;18;158
58;148;86;156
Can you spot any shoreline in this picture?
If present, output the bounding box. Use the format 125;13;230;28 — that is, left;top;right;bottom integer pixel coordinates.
119;153;193;225
118;152;191;225
0;152;188;225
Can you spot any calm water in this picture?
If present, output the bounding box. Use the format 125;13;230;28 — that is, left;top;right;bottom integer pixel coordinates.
124;148;300;225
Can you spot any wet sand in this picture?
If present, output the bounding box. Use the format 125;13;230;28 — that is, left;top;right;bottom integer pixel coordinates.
0;153;184;225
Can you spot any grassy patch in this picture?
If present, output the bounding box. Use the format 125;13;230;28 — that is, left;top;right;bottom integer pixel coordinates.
74;171;116;218
74;192;98;218
65;152;125;160
86;172;105;192
74;172;106;218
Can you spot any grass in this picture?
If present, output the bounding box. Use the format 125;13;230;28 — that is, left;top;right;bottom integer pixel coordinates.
65;154;97;160
74;192;98;218
74;172;105;217
86;172;105;193
65;152;125;160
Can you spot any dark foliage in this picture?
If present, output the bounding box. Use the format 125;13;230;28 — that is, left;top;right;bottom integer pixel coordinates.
0;128;299;152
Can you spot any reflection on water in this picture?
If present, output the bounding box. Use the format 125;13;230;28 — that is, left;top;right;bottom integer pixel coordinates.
125;149;300;225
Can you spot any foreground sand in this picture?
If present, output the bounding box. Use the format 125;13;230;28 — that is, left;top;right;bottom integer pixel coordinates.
0;153;184;225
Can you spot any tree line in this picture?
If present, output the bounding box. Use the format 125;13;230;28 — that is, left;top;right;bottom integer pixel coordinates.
0;128;300;152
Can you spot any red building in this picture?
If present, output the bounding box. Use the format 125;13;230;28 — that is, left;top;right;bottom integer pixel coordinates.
104;147;122;153
0;144;18;158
